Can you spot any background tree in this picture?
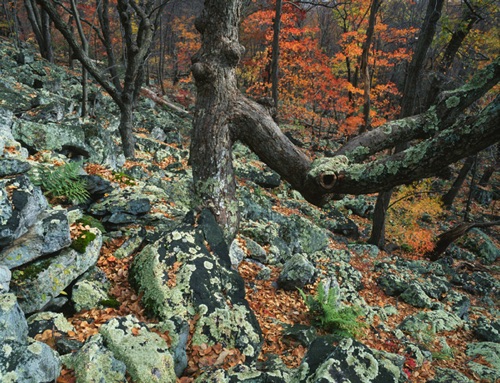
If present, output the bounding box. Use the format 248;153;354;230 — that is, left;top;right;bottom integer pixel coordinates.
35;0;169;157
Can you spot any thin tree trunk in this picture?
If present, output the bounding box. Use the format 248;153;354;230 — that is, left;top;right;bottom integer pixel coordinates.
359;0;381;133
270;0;282;110
442;156;474;209
118;102;136;158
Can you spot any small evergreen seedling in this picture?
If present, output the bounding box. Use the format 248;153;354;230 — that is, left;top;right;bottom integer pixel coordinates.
299;281;365;338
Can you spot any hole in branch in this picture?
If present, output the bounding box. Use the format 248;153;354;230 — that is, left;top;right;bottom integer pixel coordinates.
320;173;337;190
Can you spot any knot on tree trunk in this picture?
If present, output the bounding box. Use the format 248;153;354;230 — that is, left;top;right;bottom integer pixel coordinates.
308;156;349;190
191;62;213;83
221;38;244;66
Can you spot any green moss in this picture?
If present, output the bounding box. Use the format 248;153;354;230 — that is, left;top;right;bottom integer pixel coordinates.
71;230;97;254
113;171;136;186
445;96;460;108
99;297;121;309
12;259;52;283
76;215;106;233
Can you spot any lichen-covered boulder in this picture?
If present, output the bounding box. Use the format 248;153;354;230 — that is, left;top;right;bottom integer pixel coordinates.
0;338;61;383
295;337;405;383
229;240;246;269
459;228;500;265
71;280;110;312
10;229;102;314
474;317;500;343
243;236;269;263
278;253;316;291
426;367;474;383
12;119;89;154
0;159;31;177
154;316;190;377
26;312;74;338
398;310;463;338
466;342;500;382
279;214;331;255
0;209;71;269
99;315;176;383
64;333;126;383
89;188;151;225
0;175;48;248
129;210;262;362
0;293;28;342
399;281;435;308
0;265;10;292
194;354;295;383
319;208;359;239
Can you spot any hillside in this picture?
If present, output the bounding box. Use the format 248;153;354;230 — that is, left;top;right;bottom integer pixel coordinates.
0;37;499;383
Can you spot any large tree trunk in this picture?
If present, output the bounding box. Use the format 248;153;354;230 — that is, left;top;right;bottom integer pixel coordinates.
191;0;500;240
118;101;136;158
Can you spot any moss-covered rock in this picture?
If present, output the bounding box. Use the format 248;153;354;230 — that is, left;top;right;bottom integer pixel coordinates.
99;315;176;383
129;211;262;362
278;253;316;291
466;342;500;382
10;229;102;314
71;280;110;312
0;293;28;342
398;310;463;340
65;333;127;383
459;228;500;265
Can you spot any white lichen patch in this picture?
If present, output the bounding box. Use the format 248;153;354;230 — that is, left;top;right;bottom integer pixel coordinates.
204;261;214;270
2;343;13;357
27;341;43;355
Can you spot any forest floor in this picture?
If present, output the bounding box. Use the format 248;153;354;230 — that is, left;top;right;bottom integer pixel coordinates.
52;131;500;383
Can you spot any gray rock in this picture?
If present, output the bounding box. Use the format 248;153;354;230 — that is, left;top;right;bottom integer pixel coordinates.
12;119;89;154
244;236;268;263
426;367;473;383
89;189;151;225
475;317;500;343
460;228;500;264
466;342;500;382
0;175;48;248
400;281;434;308
71;279;110;312
278;253;316;291
0;159;31;177
279;214;331;255
229;240;246;268
0;338;61;383
0;293;28;342
10;229;102;314
399;310;463;339
99;315;176;383
348;243;380;258
0;209;71;269
296;337;404;383
0;265;10;292
65;334;127;383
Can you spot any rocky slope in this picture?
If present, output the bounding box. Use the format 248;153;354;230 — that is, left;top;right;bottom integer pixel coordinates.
0;37;499;383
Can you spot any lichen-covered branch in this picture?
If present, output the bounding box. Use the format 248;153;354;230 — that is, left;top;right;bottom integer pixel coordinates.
336;56;500;162
317;95;499;195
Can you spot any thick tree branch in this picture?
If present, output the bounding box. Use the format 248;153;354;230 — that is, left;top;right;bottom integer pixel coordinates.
336;56;500;162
